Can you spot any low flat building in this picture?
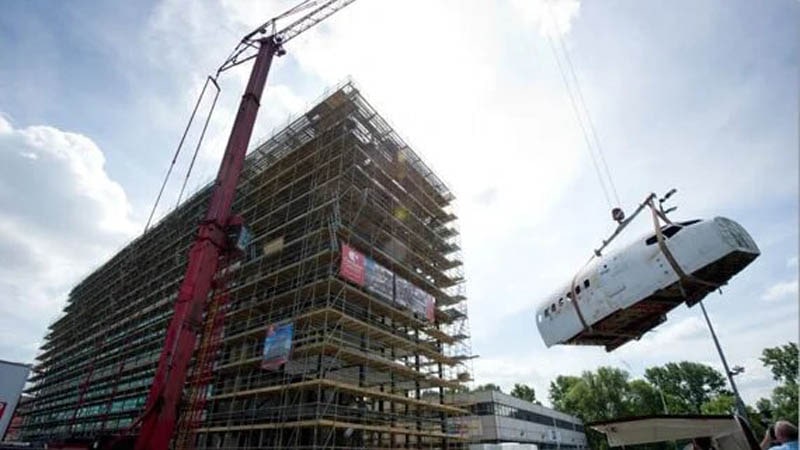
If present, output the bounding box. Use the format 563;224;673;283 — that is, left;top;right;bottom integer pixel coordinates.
450;390;588;450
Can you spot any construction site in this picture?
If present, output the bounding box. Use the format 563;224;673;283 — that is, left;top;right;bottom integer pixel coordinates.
20;82;474;449
6;1;774;450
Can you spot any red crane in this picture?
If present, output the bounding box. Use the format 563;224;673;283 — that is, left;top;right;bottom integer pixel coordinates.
126;2;356;449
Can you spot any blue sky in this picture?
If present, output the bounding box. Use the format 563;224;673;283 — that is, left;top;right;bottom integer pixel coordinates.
0;0;797;407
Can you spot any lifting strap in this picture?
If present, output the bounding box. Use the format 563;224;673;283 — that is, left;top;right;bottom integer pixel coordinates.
570;272;591;333
647;199;720;297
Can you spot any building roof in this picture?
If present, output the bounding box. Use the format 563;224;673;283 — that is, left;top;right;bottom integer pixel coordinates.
452;389;584;424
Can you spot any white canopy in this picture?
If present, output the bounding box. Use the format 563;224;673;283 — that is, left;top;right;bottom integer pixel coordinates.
589;415;757;450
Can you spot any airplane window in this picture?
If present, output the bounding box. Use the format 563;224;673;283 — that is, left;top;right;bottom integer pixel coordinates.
645;225;684;245
663;225;682;238
558;298;564;307
566;292;572;300
584;279;590;288
550;304;556;312
575;286;581;294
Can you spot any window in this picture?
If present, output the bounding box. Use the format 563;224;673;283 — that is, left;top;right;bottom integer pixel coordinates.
556;418;574;429
558;298;564;307
575;286;581;294
583;279;590;288
550;303;556;312
645;225;684;245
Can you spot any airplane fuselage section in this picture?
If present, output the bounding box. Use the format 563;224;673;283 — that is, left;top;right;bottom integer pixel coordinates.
536;217;759;351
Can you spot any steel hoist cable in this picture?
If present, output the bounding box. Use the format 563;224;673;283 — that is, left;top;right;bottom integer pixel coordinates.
175;77;221;208
544;0;622;212
144;76;221;232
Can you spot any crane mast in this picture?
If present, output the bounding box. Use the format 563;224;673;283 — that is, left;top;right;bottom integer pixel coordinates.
132;2;356;449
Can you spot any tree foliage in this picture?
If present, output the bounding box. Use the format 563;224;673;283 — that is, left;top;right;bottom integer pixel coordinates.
546;365;733;450
644;362;728;414
472;383;503;393
758;342;799;424
628;379;664;415
700;394;736;415
548;367;633;422
549;375;581;411
510;383;538;404
497;342;798;450
760;342;798;385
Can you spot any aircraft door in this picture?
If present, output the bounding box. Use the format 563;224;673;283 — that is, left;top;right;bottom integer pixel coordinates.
598;254;627;305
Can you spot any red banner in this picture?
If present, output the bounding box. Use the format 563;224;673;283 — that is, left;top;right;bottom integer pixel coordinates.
426;295;436;322
340;244;366;286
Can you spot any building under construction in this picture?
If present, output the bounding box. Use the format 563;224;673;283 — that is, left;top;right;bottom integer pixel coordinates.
21;82;473;449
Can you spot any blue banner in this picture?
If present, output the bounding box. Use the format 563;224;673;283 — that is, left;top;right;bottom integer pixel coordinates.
395;277;412;309
365;257;394;302
262;323;294;371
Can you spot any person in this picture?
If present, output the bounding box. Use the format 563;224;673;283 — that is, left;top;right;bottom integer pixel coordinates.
692;436;715;450
761;421;799;450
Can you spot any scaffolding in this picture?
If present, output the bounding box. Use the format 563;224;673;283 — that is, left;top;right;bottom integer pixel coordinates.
21;82;474;449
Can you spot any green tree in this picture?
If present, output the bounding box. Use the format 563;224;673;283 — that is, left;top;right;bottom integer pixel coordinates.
760;342;799;423
510;383;539;404
755;398;773;417
644;362;727;413
472;383;503;393
548;368;636;450
761;343;798;384
549;375;581;411
549;367;633;422
628;379;664;415
701;394;736;414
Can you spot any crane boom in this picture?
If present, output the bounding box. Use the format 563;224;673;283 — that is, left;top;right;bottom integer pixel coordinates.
131;2;357;449
134;39;277;450
277;0;358;44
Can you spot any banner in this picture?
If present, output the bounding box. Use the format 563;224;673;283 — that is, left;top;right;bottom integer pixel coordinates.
426;295;436;322
262;323;294;371
410;285;428;316
339;244;365;286
394;277;412;309
365;258;394;302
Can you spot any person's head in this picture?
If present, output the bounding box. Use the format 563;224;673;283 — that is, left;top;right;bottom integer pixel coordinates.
692;436;713;450
774;421;799;443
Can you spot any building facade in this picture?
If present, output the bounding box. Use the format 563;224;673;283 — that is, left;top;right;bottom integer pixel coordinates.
21;82;473;449
451;391;587;450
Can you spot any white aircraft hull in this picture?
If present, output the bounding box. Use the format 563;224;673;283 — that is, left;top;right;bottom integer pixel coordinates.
536;217;760;351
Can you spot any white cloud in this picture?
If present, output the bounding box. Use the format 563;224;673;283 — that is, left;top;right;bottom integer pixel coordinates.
762;279;799;302
0;114;136;361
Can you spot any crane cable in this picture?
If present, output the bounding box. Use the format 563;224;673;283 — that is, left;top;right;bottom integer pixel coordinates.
175;77;221;208
543;0;622;210
144;76;221;232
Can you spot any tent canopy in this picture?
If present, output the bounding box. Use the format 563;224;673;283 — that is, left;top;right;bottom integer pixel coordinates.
588;415;758;450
